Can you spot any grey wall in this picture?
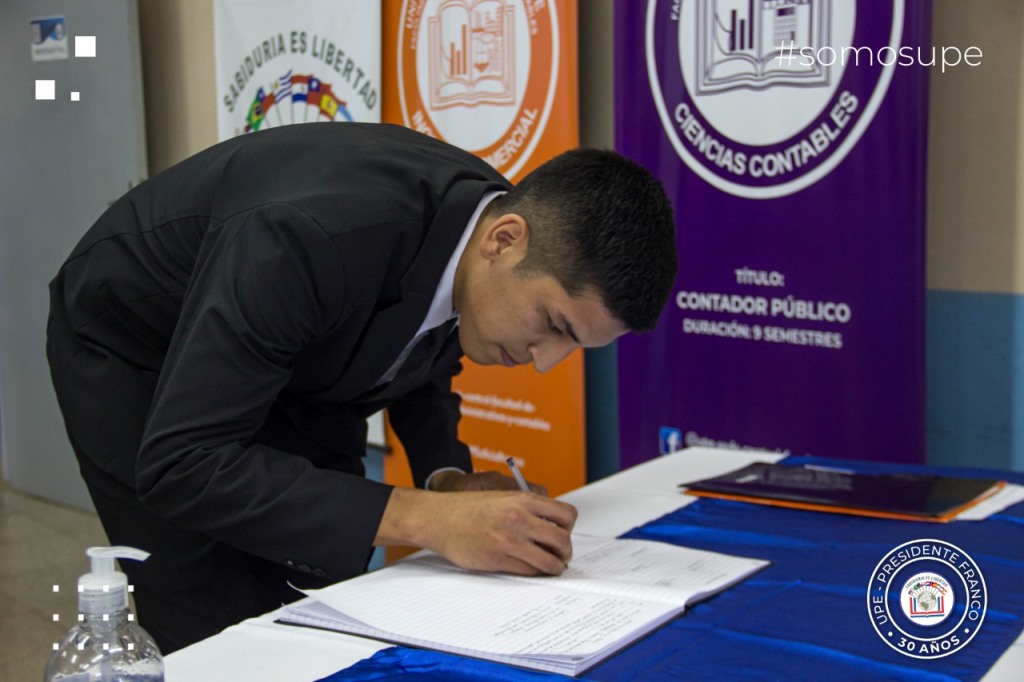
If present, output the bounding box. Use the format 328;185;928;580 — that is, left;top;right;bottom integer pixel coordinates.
0;0;147;508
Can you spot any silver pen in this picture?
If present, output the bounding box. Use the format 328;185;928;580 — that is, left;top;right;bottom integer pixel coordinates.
505;457;530;492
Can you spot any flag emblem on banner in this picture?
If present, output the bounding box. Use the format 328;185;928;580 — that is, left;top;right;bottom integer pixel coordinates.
242;71;353;132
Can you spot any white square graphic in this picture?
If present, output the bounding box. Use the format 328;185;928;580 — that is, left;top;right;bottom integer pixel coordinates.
70;91;80;101
35;80;56;100
75;35;96;58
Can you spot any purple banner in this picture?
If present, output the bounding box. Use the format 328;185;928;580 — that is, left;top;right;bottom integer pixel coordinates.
616;1;930;467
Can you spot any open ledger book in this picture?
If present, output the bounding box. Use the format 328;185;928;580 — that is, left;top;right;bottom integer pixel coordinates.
279;535;768;677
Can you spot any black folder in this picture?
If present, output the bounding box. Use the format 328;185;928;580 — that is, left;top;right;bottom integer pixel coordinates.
681;462;1004;522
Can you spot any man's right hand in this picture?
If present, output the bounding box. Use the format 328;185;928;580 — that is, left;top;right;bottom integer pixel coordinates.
374;487;577;576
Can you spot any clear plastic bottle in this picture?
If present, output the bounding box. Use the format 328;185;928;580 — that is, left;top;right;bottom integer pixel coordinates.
44;546;164;682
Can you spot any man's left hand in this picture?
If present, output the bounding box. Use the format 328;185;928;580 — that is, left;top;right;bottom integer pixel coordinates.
430;470;548;496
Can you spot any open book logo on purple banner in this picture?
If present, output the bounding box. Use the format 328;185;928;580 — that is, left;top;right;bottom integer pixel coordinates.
693;0;834;95
645;0;903;198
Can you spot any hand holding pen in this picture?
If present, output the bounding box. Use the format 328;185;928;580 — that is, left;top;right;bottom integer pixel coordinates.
393;458;573;575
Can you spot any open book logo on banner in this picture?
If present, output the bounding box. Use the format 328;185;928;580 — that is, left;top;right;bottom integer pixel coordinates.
397;0;559;180
646;0;904;198
427;1;516;109
694;0;832;95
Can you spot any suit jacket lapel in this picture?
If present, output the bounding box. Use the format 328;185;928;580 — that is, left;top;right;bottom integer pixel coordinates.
335;178;499;398
357;318;460;402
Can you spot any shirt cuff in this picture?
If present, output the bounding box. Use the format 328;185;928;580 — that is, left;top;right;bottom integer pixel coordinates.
424;467;467;491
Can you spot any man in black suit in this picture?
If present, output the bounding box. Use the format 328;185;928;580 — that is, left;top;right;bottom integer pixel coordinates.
47;122;677;653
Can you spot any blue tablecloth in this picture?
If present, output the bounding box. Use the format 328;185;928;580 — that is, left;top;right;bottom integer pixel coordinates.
320;457;1024;681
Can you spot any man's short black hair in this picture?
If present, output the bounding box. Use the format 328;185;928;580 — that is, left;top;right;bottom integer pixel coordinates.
489;148;678;332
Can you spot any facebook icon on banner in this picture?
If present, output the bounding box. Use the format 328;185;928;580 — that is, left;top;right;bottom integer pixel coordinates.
659;427;683;455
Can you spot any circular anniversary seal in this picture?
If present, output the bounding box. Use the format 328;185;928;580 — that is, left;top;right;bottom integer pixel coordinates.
397;0;559;181
646;0;905;198
867;538;988;659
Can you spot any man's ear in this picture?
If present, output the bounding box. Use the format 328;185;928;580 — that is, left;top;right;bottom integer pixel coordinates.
480;213;529;262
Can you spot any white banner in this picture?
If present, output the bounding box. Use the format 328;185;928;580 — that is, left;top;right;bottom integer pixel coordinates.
214;0;381;140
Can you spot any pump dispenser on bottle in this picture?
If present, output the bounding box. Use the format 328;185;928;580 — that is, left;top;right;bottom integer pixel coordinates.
44;546;164;682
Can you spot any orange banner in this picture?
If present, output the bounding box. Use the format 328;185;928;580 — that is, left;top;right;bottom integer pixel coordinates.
381;0;583;519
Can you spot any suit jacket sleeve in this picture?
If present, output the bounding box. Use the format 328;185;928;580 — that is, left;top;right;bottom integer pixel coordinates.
136;202;390;581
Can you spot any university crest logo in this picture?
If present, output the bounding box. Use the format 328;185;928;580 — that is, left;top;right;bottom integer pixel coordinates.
397;0;559;180
646;0;905;198
867;539;988;659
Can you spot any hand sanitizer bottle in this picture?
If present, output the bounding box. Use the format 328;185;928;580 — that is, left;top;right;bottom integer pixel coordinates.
44;546;164;682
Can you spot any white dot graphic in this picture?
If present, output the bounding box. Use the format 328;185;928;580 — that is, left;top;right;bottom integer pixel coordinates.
75;36;96;58
35;80;55;100
34;37;100;101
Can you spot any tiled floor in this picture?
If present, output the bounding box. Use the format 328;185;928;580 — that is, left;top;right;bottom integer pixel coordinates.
0;476;108;681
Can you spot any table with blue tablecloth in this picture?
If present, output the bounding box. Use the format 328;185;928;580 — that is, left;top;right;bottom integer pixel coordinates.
165;448;1024;681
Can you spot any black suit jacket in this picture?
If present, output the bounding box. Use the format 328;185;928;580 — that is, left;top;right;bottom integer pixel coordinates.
48;123;509;580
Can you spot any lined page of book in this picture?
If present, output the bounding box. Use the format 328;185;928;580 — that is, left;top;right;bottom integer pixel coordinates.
292;554;684;657
283;534;769;669
550;535;769;603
